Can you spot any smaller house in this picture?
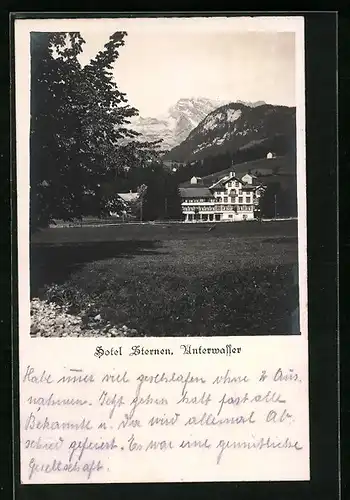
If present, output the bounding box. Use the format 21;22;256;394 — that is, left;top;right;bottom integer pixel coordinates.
266;151;276;159
241;173;259;185
190;176;202;185
117;191;139;204
109;191;139;217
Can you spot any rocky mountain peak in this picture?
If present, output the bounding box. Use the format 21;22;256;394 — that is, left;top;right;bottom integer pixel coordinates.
164;102;296;163
129;97;229;150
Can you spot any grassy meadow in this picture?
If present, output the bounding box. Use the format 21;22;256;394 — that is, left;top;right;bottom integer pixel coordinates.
31;220;300;336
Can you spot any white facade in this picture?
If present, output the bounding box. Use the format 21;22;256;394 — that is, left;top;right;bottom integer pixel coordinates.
180;171;264;223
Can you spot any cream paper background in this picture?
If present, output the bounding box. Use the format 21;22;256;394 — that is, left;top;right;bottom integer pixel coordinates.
15;16;308;484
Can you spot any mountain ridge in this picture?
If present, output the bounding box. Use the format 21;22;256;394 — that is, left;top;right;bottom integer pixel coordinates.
163;102;296;163
129;97;271;150
129;97;230;150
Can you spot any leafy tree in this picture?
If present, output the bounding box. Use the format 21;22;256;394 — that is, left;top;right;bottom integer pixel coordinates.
30;31;160;230
164;176;183;220
128;184;148;220
142;163;167;221
141;162;183;221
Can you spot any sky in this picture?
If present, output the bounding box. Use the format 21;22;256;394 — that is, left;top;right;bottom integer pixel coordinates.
77;18;297;117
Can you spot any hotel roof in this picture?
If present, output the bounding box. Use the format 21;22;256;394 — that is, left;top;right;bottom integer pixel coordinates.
179;187;212;198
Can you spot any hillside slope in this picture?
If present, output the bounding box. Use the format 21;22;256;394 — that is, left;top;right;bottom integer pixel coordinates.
164;102;296;163
178;155;296;191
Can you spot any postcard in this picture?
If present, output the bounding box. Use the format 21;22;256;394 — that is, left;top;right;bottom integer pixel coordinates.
15;15;309;483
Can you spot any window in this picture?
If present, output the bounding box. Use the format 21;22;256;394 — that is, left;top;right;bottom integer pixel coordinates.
217;197;222;202
227;182;232;187
228;214;233;218
239;189;243;195
235;181;239;187
239;197;243;203
202;214;208;221
224;197;228;203
246;197;251;203
209;214;214;221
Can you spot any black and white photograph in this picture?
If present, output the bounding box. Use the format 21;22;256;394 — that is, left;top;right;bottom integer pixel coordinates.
15;15;313;486
27;17;305;338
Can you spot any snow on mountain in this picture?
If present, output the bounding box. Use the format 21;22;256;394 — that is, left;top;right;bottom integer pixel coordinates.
129;97;230;150
164;102;296;163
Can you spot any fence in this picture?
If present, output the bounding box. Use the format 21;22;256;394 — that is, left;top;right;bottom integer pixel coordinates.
49;216;297;229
